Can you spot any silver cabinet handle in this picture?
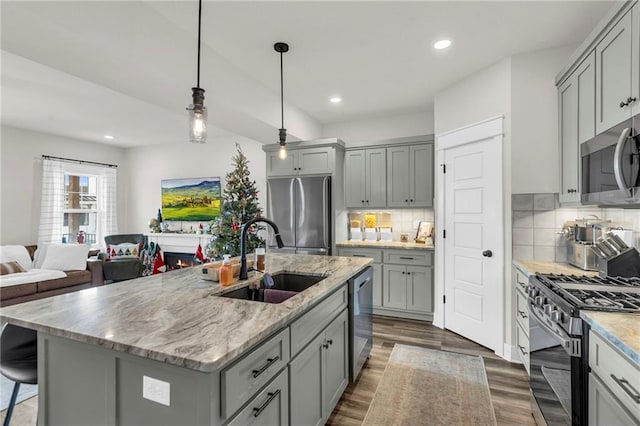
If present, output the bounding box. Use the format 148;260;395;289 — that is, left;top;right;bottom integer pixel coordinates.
517;310;528;319
252;356;280;378
253;389;281;417
518;345;528;356
611;374;640;403
399;257;414;260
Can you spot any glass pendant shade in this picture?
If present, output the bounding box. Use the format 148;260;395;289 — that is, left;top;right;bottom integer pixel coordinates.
278;144;287;160
188;106;207;143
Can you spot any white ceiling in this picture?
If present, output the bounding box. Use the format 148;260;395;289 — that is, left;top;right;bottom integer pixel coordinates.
1;1;614;147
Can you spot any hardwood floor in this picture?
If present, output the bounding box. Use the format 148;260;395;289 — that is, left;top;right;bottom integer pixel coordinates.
1;316;535;426
327;315;536;426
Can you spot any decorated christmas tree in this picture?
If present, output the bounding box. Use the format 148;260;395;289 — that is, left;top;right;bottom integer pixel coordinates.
206;143;265;260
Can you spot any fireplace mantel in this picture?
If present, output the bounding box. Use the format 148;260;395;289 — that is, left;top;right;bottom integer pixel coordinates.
147;233;210;254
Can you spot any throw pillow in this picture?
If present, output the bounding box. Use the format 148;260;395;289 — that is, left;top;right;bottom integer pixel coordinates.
0;245;33;270
108;243;140;260
40;244;90;271
33;243;53;269
0;261;26;275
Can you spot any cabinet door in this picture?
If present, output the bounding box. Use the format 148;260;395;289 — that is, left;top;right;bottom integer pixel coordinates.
344;150;367;208
266;151;295;177
386;146;410;207
577;52;596;144
596;10;633;133
515;322;530;375
632;3;640;116
409;144;434;207
323;310;349;420
296;147;334;175
289;333;324;426
372;263;383;308
559;72;580;203
589;373;639;426
366;148;387;207
406;266;432;313
383;264;407;309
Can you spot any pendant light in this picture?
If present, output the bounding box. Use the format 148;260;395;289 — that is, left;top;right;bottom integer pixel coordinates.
274;42;289;160
187;0;207;143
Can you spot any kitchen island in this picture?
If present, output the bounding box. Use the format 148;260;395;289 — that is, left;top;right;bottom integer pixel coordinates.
0;253;372;426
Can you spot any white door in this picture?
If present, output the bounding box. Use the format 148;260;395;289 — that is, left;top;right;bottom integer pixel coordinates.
443;137;502;351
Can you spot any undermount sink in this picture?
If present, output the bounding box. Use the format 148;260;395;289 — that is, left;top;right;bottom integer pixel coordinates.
218;273;326;304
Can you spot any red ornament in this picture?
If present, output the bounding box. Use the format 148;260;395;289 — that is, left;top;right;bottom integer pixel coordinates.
232;223;239;231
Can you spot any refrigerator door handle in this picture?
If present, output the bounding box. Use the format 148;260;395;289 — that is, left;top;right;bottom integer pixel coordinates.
289;178;296;232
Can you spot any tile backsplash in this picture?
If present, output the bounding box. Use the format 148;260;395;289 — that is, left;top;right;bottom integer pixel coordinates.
347;208;434;241
512;193;640;262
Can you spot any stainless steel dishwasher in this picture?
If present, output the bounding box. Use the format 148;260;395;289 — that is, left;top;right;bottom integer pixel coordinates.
349;266;373;382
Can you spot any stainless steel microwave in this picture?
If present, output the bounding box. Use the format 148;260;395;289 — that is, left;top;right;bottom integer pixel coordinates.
581;115;640;206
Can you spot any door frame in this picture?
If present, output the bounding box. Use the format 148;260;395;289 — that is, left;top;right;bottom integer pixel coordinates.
434;116;506;358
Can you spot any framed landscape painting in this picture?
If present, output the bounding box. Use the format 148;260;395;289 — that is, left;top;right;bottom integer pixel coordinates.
161;177;221;221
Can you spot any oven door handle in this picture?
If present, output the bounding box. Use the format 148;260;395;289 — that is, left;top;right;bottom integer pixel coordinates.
613;127;632;196
528;299;581;357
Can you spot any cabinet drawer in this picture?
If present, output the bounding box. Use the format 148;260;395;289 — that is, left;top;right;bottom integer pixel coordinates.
516;322;530;375
221;328;290;418
515;288;529;333
337;248;382;263
290;285;348;357
589;330;640;415
514;268;528;293
384;249;432;266
227;369;289;426
589;372;639;426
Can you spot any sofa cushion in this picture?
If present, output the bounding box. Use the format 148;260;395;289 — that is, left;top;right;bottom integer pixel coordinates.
37;270;91;292
0;282;37;300
0;261;26;275
0;245;33;270
40;244;90;271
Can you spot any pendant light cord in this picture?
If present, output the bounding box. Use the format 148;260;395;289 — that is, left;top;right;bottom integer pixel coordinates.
197;0;202;88
280;50;284;129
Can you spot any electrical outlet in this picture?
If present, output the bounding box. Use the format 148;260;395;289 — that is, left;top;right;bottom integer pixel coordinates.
143;376;170;406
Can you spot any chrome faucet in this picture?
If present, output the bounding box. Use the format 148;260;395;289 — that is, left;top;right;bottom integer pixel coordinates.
239;217;284;280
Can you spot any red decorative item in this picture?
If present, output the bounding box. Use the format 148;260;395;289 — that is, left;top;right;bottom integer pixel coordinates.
195;244;204;262
152;255;166;274
232;223;239;231
76;231;85;244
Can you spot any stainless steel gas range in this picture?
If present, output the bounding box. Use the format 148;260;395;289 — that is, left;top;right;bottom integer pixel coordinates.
527;273;640;426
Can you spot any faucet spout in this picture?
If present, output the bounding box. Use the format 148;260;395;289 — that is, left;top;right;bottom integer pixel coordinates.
240;217;284;280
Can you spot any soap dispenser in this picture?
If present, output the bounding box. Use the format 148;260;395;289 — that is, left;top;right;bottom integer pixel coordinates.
219;255;234;286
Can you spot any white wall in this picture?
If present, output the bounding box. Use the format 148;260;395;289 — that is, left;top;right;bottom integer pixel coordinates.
322;110;434;145
124;136;266;234
511;45;576;194
0;125;127;244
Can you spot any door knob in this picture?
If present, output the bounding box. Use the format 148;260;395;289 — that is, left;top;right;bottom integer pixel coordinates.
482;250;493;257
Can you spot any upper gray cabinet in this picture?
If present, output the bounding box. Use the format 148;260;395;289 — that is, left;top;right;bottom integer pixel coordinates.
266;146;335;177
344;148;386;208
595;8;636;133
559;52;595;204
387;144;434;208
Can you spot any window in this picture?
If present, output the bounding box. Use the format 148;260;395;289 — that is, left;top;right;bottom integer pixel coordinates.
62;174;98;245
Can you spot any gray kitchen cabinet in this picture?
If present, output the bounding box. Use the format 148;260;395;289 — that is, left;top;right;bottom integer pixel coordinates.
589;373;639;426
344;148;386;208
266;146;334;177
289;309;349;426
383;264;407;309
406;266;432;313
371;263;382;307
559;52;595;204
336;248;383;308
227;369;289;426
595;8;635;134
387;144;434;208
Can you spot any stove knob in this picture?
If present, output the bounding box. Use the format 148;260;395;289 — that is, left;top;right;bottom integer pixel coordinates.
543;304;552;315
551;310;562;323
535;296;543;306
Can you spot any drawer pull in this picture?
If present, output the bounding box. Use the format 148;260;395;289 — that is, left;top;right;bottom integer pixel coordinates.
253;389;281;418
518;345;528;356
352;254;366;257
252;356;280;378
399;257;414;260
517;279;526;288
517;310;528;319
611;374;640;403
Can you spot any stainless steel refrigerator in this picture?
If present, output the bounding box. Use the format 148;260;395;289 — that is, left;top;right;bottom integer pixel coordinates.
266;176;331;255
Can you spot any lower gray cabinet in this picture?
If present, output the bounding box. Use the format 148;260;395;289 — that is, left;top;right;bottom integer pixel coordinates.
227;369;289;426
289;309;349;426
588;373;639;426
371;263;382;307
383;264;407;309
383;264;432;313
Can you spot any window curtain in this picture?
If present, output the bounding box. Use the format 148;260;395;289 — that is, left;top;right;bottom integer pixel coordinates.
98;167;118;248
38;159;65;244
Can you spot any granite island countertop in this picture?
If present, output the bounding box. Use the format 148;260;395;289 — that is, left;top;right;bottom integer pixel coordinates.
337;240;434;250
0;253;371;373
581;311;640;365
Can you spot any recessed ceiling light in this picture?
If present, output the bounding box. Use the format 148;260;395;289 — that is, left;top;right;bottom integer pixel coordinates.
104;135;114;140
330;96;342;104
433;39;452;50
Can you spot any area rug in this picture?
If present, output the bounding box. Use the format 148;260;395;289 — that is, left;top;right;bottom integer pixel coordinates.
363;344;497;426
0;375;37;412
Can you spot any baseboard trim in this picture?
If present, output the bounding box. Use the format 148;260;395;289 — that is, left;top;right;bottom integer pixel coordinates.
502;344;521;363
373;308;433;322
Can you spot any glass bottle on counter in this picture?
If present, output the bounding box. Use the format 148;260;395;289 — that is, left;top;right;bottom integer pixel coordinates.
255;247;266;271
219;255;234;286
